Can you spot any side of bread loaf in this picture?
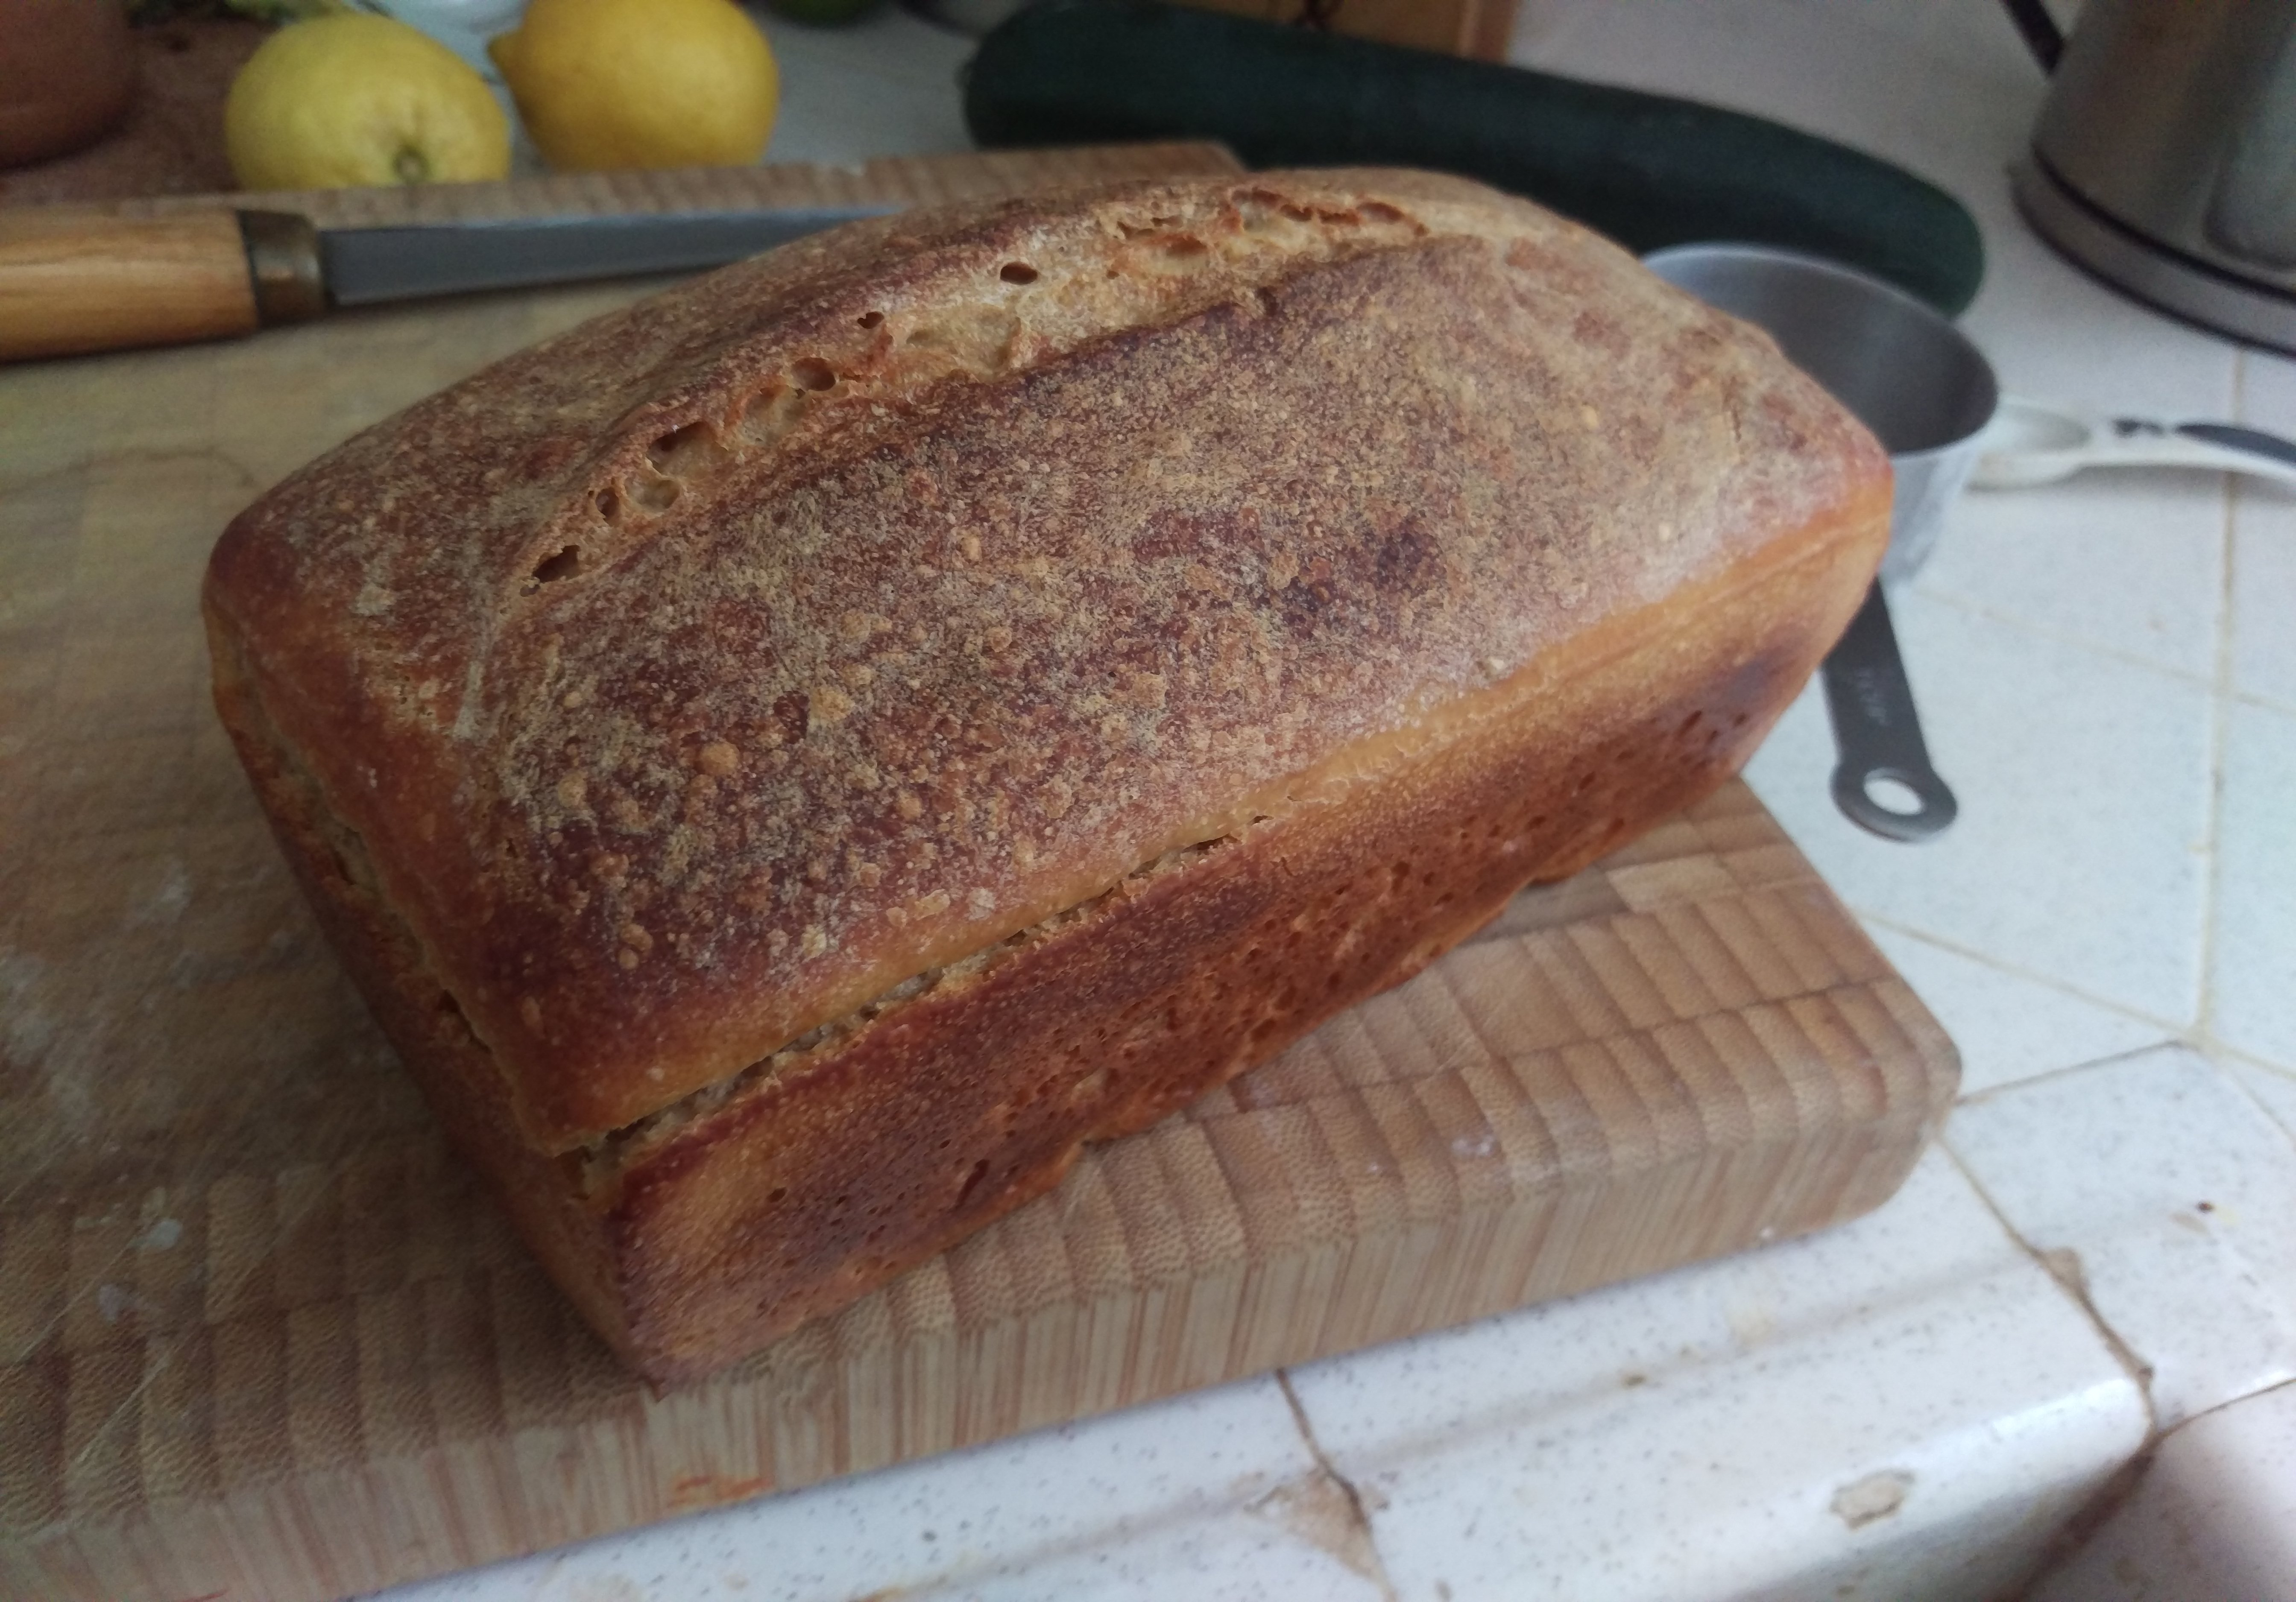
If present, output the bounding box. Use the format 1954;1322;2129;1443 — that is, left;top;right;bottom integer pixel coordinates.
205;169;1889;1379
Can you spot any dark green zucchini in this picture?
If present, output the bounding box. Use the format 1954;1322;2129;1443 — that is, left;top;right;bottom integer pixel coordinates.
964;0;1984;314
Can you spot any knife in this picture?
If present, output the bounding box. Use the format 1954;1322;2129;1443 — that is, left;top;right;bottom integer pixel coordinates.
0;200;896;363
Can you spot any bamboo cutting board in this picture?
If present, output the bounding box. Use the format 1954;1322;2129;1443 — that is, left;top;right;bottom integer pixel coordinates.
0;147;1958;1602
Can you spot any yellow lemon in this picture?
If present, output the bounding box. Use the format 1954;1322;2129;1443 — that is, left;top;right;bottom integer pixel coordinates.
489;0;779;172
226;14;511;191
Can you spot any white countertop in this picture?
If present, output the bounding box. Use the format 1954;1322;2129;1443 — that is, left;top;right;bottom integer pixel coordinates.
376;2;2296;1596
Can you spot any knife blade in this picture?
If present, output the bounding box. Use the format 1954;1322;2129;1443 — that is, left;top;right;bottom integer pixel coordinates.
318;205;897;305
0;200;896;362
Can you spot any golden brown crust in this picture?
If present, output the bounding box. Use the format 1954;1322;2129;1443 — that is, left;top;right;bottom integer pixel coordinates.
203;169;1885;1152
205;167;1891;1378
601;511;1880;1377
210;486;1881;1380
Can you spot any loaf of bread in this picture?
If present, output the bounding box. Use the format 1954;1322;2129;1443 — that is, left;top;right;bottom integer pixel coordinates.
203;169;1889;1381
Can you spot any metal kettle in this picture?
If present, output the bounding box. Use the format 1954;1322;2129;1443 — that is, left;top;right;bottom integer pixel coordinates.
2012;0;2296;352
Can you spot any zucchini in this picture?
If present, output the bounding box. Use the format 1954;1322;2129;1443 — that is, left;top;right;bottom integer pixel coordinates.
964;0;1984;314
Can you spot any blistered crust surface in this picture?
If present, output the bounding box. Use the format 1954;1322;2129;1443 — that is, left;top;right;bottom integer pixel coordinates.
205;169;1885;1147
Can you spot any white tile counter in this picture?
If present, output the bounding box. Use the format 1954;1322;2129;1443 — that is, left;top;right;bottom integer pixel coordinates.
374;0;2296;1596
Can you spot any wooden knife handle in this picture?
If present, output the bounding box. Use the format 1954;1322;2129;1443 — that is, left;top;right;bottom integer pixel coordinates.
0;208;324;362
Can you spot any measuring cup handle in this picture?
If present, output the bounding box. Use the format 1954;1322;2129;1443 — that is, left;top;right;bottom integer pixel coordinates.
1821;582;1958;842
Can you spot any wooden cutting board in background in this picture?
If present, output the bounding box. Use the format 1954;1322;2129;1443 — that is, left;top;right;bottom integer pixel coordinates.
0;144;1958;1602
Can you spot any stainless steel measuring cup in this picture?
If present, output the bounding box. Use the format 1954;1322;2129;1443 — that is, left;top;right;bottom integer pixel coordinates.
1644;243;1999;842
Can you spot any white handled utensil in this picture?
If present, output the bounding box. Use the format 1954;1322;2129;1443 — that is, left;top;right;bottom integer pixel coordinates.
1974;397;2296;489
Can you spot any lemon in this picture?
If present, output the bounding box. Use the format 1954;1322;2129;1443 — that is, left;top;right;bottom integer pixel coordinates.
489;0;780;172
226;14;511;191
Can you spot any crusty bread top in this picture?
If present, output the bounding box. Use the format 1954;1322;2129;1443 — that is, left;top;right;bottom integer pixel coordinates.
204;169;1886;1151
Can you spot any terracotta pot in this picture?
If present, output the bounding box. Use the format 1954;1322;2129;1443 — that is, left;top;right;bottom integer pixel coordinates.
0;0;136;168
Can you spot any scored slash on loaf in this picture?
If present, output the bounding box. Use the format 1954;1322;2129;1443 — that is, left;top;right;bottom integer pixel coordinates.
202;169;1892;1380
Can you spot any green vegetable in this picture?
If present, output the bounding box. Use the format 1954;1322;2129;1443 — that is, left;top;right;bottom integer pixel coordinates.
964;0;1983;314
764;0;883;23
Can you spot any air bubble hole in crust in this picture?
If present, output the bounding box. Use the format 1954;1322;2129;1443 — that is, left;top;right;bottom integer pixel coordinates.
648;423;700;470
629;473;679;512
647;420;729;479
1137;234;1210;278
955;1158;990;1208
594;488;620;522
857;310;884;328
532;545;582;584
998;261;1038;284
790;356;837;392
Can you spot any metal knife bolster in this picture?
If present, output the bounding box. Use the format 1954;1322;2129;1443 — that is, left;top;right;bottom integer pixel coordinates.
239;211;327;325
316;205;901;307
